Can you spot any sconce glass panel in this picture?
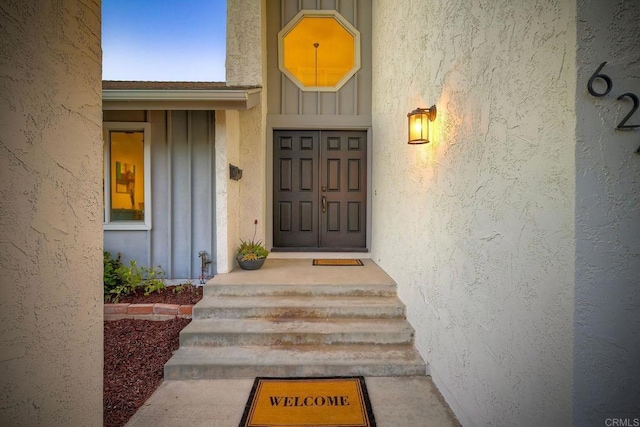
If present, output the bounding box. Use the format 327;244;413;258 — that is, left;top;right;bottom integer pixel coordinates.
407;106;436;144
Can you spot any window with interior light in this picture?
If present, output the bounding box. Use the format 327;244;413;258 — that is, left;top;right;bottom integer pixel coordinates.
103;122;151;230
278;9;361;92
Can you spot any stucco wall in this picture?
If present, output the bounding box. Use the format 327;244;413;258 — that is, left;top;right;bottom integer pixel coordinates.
227;0;268;250
371;0;575;425
575;1;640;424
239;103;267;243
0;0;103;425
226;0;264;87
215;110;241;273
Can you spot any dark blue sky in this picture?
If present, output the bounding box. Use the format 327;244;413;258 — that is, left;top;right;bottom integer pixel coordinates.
102;0;226;81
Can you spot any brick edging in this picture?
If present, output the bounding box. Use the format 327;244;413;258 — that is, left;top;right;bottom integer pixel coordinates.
104;303;193;321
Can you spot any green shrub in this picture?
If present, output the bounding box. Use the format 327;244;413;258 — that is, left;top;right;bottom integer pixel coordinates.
237;239;269;261
236;219;269;261
173;282;196;294
142;266;166;296
103;251;166;302
103;251;124;301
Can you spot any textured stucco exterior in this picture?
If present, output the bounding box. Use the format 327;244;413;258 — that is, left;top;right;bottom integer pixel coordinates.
371;0;575;425
0;0;103;425
226;0;264;88
239;103;268;243
575;1;640;424
226;0;268;254
215;110;241;273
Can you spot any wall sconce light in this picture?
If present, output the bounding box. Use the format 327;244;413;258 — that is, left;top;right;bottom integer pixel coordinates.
407;105;437;144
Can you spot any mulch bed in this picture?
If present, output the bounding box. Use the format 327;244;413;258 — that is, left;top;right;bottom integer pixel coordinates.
116;285;203;305
104;285;203;427
104;317;190;427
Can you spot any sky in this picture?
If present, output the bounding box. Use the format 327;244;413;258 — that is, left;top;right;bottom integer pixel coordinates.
102;0;227;82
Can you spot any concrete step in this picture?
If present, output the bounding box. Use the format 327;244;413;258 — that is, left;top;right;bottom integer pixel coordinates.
193;296;406;320
164;260;428;381
179;318;415;347
164;344;427;379
204;282;397;298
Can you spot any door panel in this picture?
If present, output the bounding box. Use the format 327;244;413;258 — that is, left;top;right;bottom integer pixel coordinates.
320;131;367;249
273;131;319;247
273;130;366;250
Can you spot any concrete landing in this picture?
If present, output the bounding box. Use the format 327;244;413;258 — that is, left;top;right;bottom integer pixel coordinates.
205;258;396;288
125;377;459;427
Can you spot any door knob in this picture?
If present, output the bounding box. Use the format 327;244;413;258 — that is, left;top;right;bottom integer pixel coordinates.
322;186;326;192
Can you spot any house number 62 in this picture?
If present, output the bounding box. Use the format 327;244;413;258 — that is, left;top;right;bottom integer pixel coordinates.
588;62;640;153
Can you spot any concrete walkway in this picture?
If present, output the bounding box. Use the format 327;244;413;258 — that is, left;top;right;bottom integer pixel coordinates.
127;259;459;426
125;377;459;426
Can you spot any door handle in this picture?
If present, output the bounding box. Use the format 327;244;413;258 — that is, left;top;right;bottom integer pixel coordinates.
322;195;327;213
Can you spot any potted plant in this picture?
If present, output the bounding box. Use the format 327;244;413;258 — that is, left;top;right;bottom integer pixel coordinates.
236;220;269;270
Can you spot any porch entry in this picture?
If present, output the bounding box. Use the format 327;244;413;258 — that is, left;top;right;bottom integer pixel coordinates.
273;130;367;251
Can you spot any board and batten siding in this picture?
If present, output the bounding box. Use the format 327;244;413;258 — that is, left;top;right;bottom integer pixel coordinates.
103;110;217;280
267;0;372;124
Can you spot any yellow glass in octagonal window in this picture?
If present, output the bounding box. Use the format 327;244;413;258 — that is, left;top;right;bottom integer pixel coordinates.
278;10;361;91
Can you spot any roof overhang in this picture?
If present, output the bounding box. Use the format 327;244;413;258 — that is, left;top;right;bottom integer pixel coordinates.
102;83;262;111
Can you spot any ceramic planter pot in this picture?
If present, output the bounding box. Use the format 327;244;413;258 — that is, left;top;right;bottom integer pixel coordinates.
237;256;266;270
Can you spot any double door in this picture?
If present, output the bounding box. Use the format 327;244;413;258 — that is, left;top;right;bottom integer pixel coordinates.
273;130;367;250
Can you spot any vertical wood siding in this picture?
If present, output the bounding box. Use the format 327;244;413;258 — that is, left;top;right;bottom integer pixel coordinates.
267;0;372;120
103;110;216;279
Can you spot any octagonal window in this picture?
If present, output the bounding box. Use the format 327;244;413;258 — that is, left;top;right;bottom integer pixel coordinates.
278;10;361;92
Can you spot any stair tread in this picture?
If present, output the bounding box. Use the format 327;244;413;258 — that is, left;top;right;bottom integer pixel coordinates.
196;295;405;308
208;283;396;288
182;318;414;334
166;344;425;366
205;283;397;297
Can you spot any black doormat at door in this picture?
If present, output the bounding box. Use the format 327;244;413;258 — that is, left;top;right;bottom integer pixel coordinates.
312;259;364;266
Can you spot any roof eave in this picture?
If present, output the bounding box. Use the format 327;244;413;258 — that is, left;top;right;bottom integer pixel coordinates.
102;88;262;111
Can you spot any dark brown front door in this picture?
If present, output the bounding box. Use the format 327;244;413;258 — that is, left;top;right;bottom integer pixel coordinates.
273;130;367;250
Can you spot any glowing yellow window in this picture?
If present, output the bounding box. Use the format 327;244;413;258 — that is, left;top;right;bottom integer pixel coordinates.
103;122;151;230
278;10;361;92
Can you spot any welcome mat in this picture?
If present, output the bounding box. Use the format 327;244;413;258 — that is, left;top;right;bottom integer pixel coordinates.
239;376;376;427
312;259;364;266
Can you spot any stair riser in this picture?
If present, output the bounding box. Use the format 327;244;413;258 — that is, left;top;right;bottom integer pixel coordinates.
179;332;414;347
193;306;405;320
204;284;397;298
164;363;426;380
